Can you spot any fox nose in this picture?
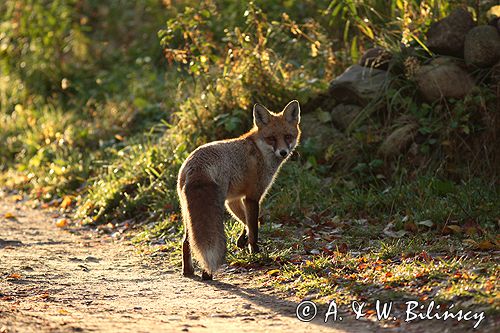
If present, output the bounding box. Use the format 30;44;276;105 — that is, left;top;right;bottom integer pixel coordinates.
279;150;288;157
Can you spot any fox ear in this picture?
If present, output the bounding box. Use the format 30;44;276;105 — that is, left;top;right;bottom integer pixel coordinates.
283;100;300;124
253;103;271;127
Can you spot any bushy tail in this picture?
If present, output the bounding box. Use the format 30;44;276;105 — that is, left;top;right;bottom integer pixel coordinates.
183;180;226;274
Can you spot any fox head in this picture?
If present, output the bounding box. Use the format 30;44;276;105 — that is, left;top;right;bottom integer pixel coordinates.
253;100;301;160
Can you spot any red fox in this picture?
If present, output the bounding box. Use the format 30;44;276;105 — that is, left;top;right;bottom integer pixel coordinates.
177;100;301;280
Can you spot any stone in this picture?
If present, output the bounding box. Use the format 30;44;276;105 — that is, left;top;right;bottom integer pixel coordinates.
379;122;419;157
329;65;389;105
492;61;500;85
300;112;343;154
415;58;475;102
426;8;475;57
464;25;500;68
330;104;362;131
359;47;392;70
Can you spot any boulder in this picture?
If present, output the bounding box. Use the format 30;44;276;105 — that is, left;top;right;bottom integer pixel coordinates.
464;25;500;68
330;104;362;131
415;58;475;102
426;8;475;57
329;65;389;105
379;122;419;157
492;61;500;86
359;47;392;70
300;112;343;153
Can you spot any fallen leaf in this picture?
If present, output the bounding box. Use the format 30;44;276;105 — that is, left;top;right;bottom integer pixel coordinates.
383;222;407;238
358;263;368;270
337;242;348;254
6;273;22;279
465;227;479;236
55;219;69;228
477;240;496;251
417;220;434;228
419;250;431;262
463;239;477;247
60;196;72;209
12;194;23;202
4;212;16;219
384;229;407;238
366;309;376;316
58;309;70;315
321;247;335;255
39;292;50;299
443;225;462;234
404;221;418;232
267;269;280;277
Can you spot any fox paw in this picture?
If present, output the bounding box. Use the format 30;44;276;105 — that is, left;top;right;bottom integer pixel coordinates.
182;267;195;277
201;271;213;281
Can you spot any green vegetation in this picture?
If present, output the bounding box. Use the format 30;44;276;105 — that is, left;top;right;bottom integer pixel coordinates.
1;0;498;316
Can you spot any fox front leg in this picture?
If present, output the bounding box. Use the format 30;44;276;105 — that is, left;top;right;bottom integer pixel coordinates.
244;198;260;254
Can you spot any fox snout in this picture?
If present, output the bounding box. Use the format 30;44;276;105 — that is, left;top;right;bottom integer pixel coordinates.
278;149;288;158
276;146;291;159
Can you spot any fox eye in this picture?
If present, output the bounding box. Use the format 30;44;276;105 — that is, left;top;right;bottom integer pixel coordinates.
265;136;276;145
284;134;293;142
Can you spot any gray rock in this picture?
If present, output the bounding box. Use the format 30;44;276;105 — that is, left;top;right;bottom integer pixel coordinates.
492;61;500;86
415;58;475;102
330;104;362;131
464;25;500;68
329;65;389;105
359;47;392;70
379;122;419;157
426;8;475;57
300;112;343;153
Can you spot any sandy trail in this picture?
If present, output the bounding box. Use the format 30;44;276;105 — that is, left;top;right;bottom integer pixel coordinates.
0;197;494;332
0;197;374;333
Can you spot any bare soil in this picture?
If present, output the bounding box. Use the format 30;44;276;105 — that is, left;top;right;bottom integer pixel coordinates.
0;196;495;332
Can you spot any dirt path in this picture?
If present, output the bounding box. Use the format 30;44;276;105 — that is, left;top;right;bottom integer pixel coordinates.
0;197;494;332
0;197;378;333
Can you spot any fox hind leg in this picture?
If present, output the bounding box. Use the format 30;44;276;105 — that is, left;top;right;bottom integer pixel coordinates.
226;198;248;249
182;231;195;276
